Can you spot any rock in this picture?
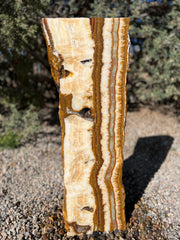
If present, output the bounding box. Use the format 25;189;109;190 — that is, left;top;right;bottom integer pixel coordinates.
42;16;130;237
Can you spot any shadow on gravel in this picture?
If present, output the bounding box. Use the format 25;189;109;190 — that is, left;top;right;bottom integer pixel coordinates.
123;135;174;221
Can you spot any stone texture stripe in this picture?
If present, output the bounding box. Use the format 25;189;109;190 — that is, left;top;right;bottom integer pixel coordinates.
111;18;129;230
90;17;105;232
98;18;129;232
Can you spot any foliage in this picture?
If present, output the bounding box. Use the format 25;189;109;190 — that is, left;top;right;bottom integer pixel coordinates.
129;0;180;105
0;0;50;107
0;101;40;148
0;131;21;149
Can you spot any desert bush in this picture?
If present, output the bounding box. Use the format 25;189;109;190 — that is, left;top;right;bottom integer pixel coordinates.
0;101;40;148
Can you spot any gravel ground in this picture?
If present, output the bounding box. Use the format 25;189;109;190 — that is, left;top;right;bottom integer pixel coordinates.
0;106;179;240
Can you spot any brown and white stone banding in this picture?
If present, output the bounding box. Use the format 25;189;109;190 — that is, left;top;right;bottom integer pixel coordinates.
41;17;130;236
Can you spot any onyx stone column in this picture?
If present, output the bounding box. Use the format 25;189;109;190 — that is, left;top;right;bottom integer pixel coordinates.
41;18;130;236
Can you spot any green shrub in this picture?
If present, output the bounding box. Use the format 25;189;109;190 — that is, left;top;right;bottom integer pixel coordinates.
0;131;21;148
0;101;40;149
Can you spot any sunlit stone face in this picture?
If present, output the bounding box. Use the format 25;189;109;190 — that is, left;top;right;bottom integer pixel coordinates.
42;18;94;112
42;17;130;236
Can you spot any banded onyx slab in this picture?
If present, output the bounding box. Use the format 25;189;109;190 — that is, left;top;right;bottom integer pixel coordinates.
41;18;130;236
